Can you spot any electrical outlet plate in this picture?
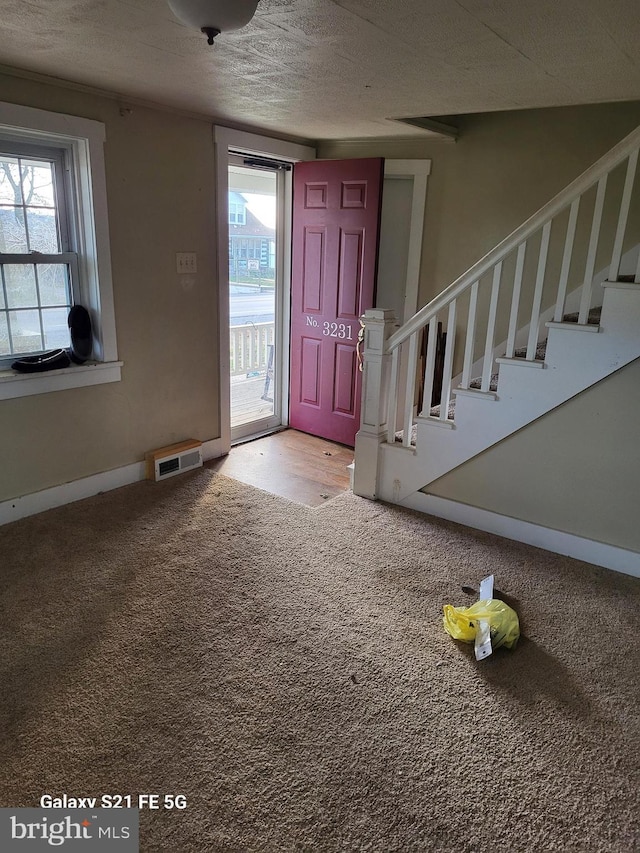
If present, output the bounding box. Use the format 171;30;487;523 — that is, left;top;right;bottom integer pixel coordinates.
176;252;197;274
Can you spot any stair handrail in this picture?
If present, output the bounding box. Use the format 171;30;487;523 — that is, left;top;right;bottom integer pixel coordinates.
386;123;640;352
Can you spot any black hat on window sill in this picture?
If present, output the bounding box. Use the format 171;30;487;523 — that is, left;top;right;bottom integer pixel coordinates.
11;305;93;374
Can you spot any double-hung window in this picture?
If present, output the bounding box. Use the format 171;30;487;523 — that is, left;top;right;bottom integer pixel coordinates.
0;101;120;399
0;142;77;358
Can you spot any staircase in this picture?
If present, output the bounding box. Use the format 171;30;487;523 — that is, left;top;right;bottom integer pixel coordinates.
425;306;601;419
353;125;640;509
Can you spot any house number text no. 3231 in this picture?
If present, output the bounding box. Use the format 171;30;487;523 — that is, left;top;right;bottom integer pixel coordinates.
306;316;353;339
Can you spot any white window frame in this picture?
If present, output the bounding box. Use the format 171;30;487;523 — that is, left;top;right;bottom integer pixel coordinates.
0;101;121;400
0;142;76;363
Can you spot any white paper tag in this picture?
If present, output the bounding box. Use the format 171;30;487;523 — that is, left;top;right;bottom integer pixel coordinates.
474;575;495;661
479;573;494;601
474;618;492;660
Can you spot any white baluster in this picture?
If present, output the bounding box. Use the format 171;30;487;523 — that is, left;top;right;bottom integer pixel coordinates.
610;148;639;283
439;300;457;422
419;316;438;416
403;330;420;446
579;175;608;324
481;265;501;392
554;198;580;322
506;242;527;357
386;347;400;445
460;281;478;390
527;221;551;359
248;327;255;370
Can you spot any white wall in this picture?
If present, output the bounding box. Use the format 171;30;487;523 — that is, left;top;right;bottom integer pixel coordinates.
0;73;220;502
427;358;640;552
319;101;640;309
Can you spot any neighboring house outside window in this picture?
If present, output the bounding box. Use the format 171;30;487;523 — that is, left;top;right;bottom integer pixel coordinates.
228;200;246;225
228;191;275;286
0;101;120;400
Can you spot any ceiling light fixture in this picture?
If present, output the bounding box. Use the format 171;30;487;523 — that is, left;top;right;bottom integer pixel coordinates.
167;0;259;45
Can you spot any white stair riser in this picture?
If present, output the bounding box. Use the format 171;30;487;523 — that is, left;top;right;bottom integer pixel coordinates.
376;284;640;502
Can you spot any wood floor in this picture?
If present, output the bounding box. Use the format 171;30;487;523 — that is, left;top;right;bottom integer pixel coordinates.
208;428;353;507
230;374;274;429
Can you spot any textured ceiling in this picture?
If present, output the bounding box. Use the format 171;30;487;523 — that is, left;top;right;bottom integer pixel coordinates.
0;0;639;141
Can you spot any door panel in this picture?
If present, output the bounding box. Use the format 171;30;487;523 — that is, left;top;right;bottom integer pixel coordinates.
300;337;321;406
334;344;356;414
290;157;384;447
338;230;363;316
302;228;325;311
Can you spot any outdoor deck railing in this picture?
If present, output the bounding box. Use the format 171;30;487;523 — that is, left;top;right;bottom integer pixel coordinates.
230;322;275;377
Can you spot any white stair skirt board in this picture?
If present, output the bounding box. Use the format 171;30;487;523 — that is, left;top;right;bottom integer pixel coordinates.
347;461;355;491
402;492;640;579
376;283;640;503
0;438;224;526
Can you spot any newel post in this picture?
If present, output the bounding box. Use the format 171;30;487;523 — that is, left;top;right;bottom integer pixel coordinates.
353;308;397;499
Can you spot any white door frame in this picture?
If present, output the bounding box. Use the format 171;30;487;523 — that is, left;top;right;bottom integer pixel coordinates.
214;131;429;454
375;160;431;431
381;159;431;323
214;126;315;453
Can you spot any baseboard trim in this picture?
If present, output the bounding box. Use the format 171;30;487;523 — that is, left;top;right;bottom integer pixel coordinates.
401;492;640;578
201;438;225;462
0;437;225;526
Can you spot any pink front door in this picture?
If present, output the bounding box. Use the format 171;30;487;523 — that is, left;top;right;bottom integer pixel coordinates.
289;157;384;447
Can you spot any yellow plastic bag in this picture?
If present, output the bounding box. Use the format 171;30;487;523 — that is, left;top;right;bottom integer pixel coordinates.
443;598;520;651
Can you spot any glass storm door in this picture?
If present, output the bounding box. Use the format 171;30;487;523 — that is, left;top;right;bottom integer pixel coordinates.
228;160;281;441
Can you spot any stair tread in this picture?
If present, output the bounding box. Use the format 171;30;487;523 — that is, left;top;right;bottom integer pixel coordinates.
559;307;601;324
396;304;604;444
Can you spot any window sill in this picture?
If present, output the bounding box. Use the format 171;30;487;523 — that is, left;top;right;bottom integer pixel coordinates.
0;360;123;400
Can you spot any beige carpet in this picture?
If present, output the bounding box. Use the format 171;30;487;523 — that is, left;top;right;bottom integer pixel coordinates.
0;468;638;852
